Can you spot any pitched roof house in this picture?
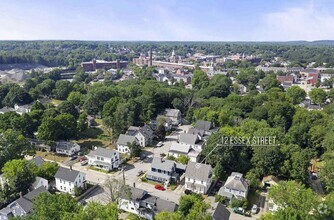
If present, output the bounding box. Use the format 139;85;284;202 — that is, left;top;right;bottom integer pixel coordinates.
212;202;231;220
168;142;199;162
119;187;177;220
185;162;213;194
218;172;249;199
54;167;86;194
87;147;120;171
117;134;138;154
161;108;182;125
0;186;49;219
126;124;154;147
179;133;204;152
55;141;80;156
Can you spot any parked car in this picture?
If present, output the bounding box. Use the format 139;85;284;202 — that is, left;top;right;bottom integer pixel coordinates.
160;153;166;158
184;189;192;195
155;184;165;191
251;204;258;214
137;170;144;176
79;156;87;162
80;160;88;166
233;207;245;215
156;141;163;147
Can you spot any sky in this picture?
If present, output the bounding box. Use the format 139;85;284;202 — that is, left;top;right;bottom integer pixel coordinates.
0;0;334;41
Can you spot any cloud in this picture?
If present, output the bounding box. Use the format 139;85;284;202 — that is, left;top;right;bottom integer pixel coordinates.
255;1;334;41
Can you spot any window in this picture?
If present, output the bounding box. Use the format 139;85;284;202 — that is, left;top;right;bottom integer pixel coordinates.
201;180;203;184
60;186;63;190
64;187;66;191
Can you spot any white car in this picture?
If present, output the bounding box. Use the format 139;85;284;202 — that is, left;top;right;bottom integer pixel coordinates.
156;141;163;147
251;204;258;214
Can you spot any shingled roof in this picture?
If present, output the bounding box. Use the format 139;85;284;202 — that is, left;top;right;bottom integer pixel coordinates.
185;161;212;182
54;167;83;182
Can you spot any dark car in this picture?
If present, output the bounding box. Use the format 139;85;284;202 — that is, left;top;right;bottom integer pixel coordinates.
69;155;78;161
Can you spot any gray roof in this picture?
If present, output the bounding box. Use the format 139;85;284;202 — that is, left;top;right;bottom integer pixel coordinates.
32;176;47;189
179;133;198;145
195;120;212;131
122;187;146;201
56;141;78;150
188;128;205;137
156;197;178;213
169;142;190;154
117;134;136;145
54;167;82;182
127;124;154;139
223;173;248;192
185;162;212;181
164;109;181;118
151;157;175;172
212;202;230;220
30;156;45;167
87;147;117;159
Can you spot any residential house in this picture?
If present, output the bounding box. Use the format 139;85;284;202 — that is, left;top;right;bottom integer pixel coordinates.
211;202;231;220
262;175;279;188
55;141;80;156
87;147;120;171
146;157;183;184
14;104;31;115
31;176;49;190
29;139;51;152
30;156;45;167
119;187;177;220
54;167;86;194
127;125;154;147
168;142;199;162
0;186;49;220
195;120;217;136
117;134;138;154
179;133;204;152
218;172;249;200
184;162;213;194
161;109;182;125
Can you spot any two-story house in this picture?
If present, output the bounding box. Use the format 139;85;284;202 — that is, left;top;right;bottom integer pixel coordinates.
127;125;154;147
119;186;177;220
0;186;49;220
184;161;213;194
87;147;120;171
54;167;86;194
117;134;138;154
179;133;205;152
161;108;182;125
55;141;80;156
218;172;249;199
146;157;182;184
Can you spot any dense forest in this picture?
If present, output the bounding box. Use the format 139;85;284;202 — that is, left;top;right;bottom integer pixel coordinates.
1;41;334;68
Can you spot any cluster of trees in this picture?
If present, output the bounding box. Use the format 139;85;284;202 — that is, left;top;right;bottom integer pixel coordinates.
156;194;212;220
261;181;334;220
2;41;334;68
0;159;58;206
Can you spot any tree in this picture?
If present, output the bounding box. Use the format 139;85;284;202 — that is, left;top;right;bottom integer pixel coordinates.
268;181;319;219
37;161;59;181
31;100;46;111
176;155;190;165
57;101;79;118
2;159;37;197
0;129;28;168
192;69;209;90
319;153;334;192
77;112;88;133
128;142;141;158
55;113;78;140
155;123;166;140
30;193;82;220
67;91;84;106
37;117;61;141
259;75;281;91
104;177;130;203
53;80;72;100
74;202;119;220
286;86;306;104
2;86;33;107
102;97;121;118
155;212;182;220
37;79;55;96
309;88;327;106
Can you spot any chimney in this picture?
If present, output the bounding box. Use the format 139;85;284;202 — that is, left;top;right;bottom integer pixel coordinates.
19;192;23;198
116;59;120;69
133;182;136;188
70;165;72;171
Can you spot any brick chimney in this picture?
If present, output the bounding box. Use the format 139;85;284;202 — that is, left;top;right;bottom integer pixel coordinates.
133;182;136;188
70;165;72;171
19;192;23;198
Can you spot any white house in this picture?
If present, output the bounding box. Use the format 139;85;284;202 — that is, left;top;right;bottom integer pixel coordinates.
168;142;199;162
55;141;80;156
179;133;204;152
161;108;182;125
54;167;86;194
87;147;120;171
117;134;137;154
127;125;154;147
218;172;249;199
31;176;49;190
184;161;213;194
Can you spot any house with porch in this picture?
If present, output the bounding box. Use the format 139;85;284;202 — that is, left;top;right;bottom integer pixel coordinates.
87;147;120;171
54;167;86;194
218;172;249;200
55;141;80;156
184;161;213;194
